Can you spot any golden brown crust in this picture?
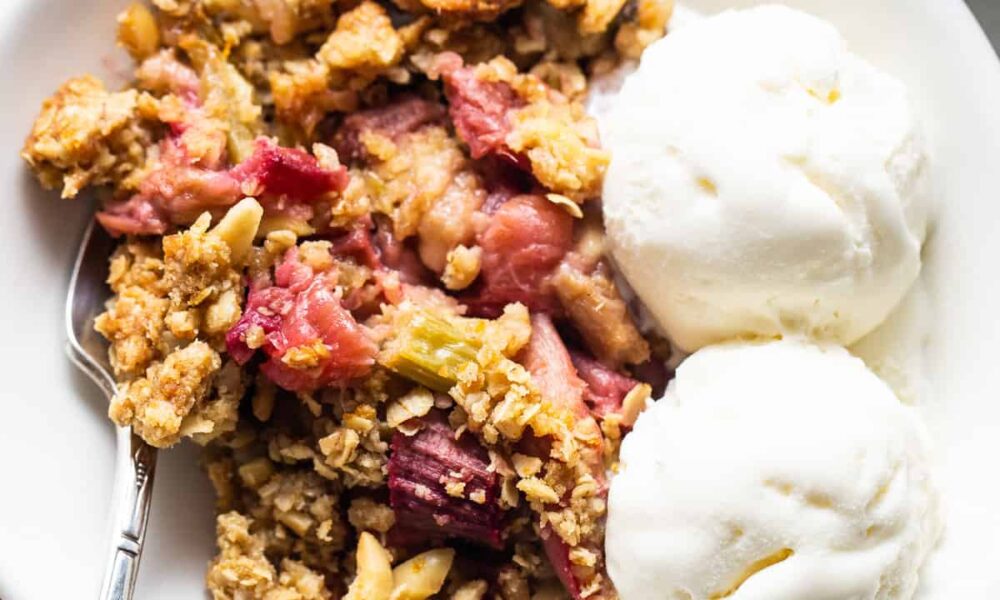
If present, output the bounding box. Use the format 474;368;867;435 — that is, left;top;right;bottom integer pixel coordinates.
153;0;337;44
317;2;405;78
95;243;170;379
507;99;609;200
441;244;483;290
98;211;253;447
207;511;333;600
21;76;151;198
614;0;675;59
270;60;358;138
393;0;524;22
109;341;226;447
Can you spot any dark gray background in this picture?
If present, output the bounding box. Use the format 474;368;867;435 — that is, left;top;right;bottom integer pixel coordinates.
968;0;1000;53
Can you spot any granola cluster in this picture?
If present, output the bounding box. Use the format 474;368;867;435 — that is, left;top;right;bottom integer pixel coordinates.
23;0;675;597
95;204;257;447
22;76;153;198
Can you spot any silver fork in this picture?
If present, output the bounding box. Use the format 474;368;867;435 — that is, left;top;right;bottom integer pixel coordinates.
66;219;157;600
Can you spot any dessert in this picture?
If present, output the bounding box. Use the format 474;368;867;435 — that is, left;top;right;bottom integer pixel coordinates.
21;1;945;598
602;4;929;353
606;339;941;600
22;0;673;597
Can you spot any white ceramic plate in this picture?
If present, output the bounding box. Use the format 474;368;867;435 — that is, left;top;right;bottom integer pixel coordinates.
1;1;999;598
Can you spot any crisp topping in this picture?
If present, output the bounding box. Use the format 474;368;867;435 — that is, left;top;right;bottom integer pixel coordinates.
22;76;151;198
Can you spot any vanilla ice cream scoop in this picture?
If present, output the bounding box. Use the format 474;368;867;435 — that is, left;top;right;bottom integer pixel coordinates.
606;340;940;600
602;5;929;352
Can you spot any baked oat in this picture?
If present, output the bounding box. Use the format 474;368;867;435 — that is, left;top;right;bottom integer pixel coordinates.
24;0;675;597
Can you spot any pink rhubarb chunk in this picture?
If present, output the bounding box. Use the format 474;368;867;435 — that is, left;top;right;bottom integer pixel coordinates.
467;194;573;317
226;248;376;392
98;138;348;236
388;411;504;548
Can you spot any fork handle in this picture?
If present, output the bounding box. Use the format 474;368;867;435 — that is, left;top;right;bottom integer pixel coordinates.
99;427;158;600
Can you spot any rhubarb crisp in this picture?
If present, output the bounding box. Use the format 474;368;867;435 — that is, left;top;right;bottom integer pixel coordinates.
23;0;673;597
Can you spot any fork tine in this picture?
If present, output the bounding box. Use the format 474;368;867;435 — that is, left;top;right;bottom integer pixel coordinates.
65;219;117;396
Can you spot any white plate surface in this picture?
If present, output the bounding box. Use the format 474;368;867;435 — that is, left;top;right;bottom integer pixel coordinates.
0;0;998;598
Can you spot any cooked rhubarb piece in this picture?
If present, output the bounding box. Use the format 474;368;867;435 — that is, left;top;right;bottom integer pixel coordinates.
230;138;349;200
134;50;200;100
468;194;573;317
439;53;523;163
378;310;480;392
518;315;588;422
541;526;582;599
388;411;504;548
519;315;603;460
327;217;435;289
95;139;240;235
372;222;436;286
540;521;617;600
438;53;608;200
97;138;348;236
329;223;382;270
331;96;447;163
517;314;609;493
256;279;375;392
570;351;643;422
225;303;282;366
226;248;376;392
520;314;613;599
